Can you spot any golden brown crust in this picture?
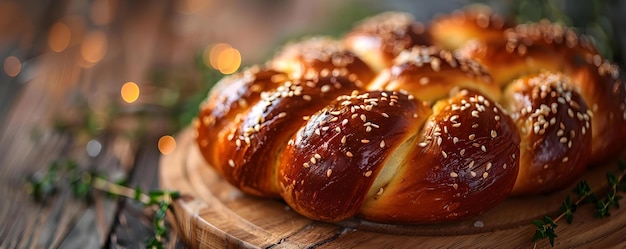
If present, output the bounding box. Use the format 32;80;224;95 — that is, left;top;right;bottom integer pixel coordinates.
503;72;592;195
457;21;626;163
197;71;363;196
430;6;512;51
279;91;431;221
360;89;520;223
571;60;626;164
370;46;500;103
195;67;288;180
270;37;376;85
343;12;430;72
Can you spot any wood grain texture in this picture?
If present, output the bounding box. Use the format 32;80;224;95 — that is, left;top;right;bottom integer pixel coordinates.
161;128;626;248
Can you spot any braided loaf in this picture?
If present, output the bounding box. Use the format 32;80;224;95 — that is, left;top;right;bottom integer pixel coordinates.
194;7;626;223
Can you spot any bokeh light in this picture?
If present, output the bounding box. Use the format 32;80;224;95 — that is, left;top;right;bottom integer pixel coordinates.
158;135;176;155
86;139;102;157
48;22;71;52
81;30;108;65
203;43;241;74
4;56;21;77
120;81;140;103
204;43;229;69
216;47;241;74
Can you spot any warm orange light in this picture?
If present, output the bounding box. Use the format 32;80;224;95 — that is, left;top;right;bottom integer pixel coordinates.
158;135;176;155
121;81;140;103
206;43;231;69
216;47;241;74
4;56;21;77
81;30;108;65
49;22;71;52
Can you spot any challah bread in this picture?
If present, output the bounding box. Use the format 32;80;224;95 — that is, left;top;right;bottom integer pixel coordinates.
343;12;430;72
279;90;433;222
451;20;626;164
270;37;376;84
359;89;520;223
429;6;511;51
194;8;625;223
502;72;592;195
369;46;501;103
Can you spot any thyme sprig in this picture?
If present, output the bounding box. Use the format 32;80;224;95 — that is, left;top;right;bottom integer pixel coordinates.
532;161;626;247
27;159;180;248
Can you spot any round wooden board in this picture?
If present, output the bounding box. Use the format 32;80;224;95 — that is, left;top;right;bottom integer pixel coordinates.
160;128;626;248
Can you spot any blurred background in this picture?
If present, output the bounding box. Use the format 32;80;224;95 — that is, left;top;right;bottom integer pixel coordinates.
0;0;625;248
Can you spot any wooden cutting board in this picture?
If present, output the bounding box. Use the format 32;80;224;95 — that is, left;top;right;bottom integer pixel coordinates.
160;128;626;248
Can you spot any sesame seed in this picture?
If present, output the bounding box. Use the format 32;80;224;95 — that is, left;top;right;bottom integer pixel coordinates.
481;145;487;152
469;160;475;168
482;172;489;179
491;130;497;138
470;171;477;177
453;183;459;190
303;162;310;168
346;151;353;157
377;188;384;195
278;112;287;118
236;139;241;147
380;140;386;148
437;137;443;146
303;95;312;101
327;169;332;177
442;151;448;158
381;113;389;118
341;136;347;144
471;110;479;117
560;137;568;143
342;119;349;125
360;114;367;122
450;172;459;177
315;129;321;135
361;139;370;143
486;162;492;171
460;149;466;156
335;127;341;132
453;137;459;144
503;163;507;169
310;157;317;164
452;123;462;127
469;134;476;140
314;153;321;159
562;157;569;163
364;170;373;177
418;142;428;147
228;159;235;167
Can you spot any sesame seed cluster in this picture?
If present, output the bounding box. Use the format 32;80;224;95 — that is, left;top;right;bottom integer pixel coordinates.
194;7;626;224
